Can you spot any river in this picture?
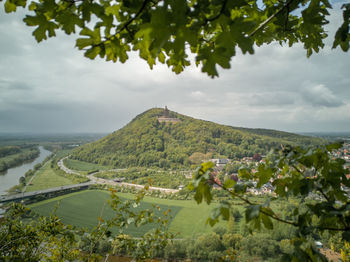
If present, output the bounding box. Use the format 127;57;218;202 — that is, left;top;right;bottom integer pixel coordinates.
0;146;52;196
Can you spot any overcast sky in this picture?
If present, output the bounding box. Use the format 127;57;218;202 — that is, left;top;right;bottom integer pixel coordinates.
0;3;349;134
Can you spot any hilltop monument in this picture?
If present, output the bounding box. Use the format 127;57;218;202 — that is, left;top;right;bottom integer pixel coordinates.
157;106;180;123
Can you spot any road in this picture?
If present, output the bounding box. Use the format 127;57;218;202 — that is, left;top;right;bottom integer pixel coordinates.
1;158;180;204
57;156;80;175
59;157;179;194
0;182;93;204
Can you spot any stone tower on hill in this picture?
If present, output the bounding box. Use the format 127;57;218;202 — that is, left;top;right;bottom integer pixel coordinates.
157;106;180;123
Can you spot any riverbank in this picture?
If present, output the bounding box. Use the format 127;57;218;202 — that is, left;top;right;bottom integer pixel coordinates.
0;145;40;172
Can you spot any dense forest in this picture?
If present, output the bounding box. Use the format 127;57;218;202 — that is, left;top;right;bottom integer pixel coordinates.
71;108;324;169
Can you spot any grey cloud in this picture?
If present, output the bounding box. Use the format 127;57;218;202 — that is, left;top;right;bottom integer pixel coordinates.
0;4;349;133
0;79;33;91
300;84;344;108
248;92;297;107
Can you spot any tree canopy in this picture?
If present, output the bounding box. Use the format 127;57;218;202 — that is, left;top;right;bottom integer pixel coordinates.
2;0;349;77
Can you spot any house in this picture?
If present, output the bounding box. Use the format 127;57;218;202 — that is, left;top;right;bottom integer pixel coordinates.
210;158;230;166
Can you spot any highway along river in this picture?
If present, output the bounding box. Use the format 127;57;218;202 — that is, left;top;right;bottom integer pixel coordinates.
0;146;52;196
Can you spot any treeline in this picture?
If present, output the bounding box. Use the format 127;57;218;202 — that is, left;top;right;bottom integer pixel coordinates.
0;145;40;172
0;145;20;157
72;108;324;169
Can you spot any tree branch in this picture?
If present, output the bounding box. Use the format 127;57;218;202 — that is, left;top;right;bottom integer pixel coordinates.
115;0;151;35
284;3;290;31
212;179;350;231
214;180;299;227
87;0;150;49
317;187;330;202
248;0;295;38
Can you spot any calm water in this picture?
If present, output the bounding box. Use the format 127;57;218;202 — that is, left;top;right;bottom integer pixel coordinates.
0;146;52;195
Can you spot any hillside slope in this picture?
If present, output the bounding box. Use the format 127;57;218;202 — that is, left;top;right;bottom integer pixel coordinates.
71;108;324;168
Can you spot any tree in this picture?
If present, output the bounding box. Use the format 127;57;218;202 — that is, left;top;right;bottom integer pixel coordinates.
19;176;26;186
253;153;262;162
1;0;349;77
189;143;350;261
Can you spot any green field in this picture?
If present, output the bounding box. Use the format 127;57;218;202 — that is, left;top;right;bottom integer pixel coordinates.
63;158;112;172
30;190;228;237
26;161;75;192
54;149;72;159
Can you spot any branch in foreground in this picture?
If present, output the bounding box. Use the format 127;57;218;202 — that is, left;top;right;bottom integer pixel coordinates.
248;0;295;37
214;180;349;232
115;0;151;35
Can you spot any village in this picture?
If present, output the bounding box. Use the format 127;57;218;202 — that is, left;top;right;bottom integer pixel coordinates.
208;142;350;196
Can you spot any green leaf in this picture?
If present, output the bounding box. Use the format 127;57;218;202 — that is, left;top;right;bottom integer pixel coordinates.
261;213;273;229
56;10;83;34
245;205;261;222
84;46;102;59
233;183;247;194
80;27;101;42
255;164;274;188
75;38;94;50
105;4;120;16
220;206;230;221
23;14;58;42
104;38;130;63
4;0;17;12
206;216;219;227
28;1;36;11
201;161;215;173
4;0;26;13
238;168;252;179
223;177;236;189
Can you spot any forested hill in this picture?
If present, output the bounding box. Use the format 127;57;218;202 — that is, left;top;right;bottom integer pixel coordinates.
71;108;324;169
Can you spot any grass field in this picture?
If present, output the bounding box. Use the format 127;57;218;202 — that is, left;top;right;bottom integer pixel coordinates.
30;190;229;237
26;161;75;192
55;149;72;159
64;158;112;172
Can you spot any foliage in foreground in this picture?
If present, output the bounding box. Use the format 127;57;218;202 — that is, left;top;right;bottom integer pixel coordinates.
190;142;350;261
0;188;175;261
1;0;349;77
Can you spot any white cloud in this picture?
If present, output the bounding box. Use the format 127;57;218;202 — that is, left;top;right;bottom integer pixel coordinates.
190;91;205;99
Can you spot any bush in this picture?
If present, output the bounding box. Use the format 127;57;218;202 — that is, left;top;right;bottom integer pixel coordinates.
164;240;188;260
187;233;225;261
240;233;281;260
222;233;243;250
